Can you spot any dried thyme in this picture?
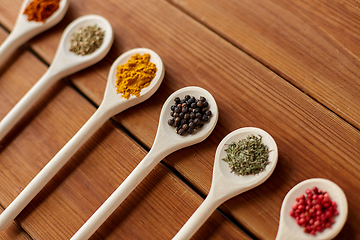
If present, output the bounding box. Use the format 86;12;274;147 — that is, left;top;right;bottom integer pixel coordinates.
222;134;270;176
70;25;104;55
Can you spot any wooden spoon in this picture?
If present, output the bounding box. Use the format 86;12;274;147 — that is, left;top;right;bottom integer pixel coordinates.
276;178;348;240
0;14;114;141
0;47;164;230
0;0;69;65
70;86;219;240
173;127;278;240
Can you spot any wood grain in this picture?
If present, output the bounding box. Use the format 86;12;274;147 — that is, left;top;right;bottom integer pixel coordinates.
0;208;30;240
0;24;249;239
169;0;360;130
50;1;360;238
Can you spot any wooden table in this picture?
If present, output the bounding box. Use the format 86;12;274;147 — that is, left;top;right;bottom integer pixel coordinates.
0;0;359;239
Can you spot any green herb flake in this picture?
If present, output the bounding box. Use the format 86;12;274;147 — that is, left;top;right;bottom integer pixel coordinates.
70;25;105;56
222;134;270;176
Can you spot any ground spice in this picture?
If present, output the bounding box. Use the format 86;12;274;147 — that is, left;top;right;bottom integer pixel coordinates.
70;25;104;56
290;187;339;235
23;0;60;22
116;53;157;99
222;134;269;176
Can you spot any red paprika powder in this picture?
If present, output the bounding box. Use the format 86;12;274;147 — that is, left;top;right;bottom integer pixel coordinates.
23;0;60;22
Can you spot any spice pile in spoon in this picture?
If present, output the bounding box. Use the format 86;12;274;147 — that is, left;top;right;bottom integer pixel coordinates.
222;134;270;176
290;187;339;235
23;0;60;22
70;25;105;55
167;95;212;135
115;53;157;99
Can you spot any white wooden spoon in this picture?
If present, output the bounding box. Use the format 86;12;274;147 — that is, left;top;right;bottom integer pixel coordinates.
70;86;219;240
0;47;164;230
0;14;114;141
0;0;69;66
276;178;348;240
173;127;278;240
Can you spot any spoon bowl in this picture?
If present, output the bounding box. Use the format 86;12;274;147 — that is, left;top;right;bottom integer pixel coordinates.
154;86;219;151
276;178;348;240
53;14;114;75
16;0;69;34
70;86;218;240
0;0;69;65
101;48;165;114
173;127;278;240
214;127;278;194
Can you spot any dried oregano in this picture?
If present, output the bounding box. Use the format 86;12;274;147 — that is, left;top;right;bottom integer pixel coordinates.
222;134;270;176
70;25;104;55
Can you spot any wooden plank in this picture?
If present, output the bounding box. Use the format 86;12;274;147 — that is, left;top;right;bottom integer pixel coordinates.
0;27;249;239
1;0;360;240
169;0;360;130
0;207;30;240
61;1;359;239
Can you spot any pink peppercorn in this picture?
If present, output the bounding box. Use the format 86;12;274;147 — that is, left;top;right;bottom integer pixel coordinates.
289;187;339;235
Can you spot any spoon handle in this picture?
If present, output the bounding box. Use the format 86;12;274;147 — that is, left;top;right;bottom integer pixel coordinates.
0;29;27;66
71;145;169;240
0;106;110;230
172;191;222;240
0;67;60;141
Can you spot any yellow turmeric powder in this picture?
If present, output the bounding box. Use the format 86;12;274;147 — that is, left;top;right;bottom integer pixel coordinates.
116;53;157;99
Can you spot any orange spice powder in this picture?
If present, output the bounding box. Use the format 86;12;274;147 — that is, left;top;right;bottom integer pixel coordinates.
23;0;60;22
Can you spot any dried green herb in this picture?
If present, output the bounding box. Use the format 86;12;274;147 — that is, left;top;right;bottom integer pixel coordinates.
70;25;104;55
222;134;270;176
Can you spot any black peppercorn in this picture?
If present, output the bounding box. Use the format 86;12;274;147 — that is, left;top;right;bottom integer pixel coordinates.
194;118;200;125
175;117;181;125
168;95;212;135
178;128;185;135
202;115;209;122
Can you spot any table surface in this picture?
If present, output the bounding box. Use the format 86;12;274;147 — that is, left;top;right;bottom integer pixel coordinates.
0;0;359;239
